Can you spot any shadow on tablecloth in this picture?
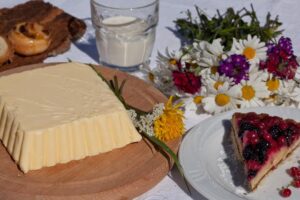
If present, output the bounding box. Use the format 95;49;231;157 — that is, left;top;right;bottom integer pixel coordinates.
170;165;208;200
73;18;99;63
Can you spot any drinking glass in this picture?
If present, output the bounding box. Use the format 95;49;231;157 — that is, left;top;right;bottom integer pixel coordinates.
90;0;159;71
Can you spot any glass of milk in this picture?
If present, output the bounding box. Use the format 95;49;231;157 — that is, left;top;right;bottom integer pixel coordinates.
90;0;159;71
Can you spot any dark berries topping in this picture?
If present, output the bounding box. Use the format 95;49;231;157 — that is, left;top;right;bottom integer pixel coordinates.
243;140;270;164
259;140;271;151
262;131;272;141
255;146;267;164
243;145;254;161
247;160;260;170
247;169;258;180
278;136;287;146
269;125;282;139
238;121;258;137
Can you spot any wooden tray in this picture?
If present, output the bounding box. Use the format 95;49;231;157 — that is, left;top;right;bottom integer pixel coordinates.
0;63;181;200
0;0;86;71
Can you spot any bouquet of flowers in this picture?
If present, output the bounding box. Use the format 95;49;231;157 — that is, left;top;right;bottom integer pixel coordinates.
145;35;300;114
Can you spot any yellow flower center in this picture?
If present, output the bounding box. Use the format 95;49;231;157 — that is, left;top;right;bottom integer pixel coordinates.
241;85;255;100
193;96;203;104
266;78;280;92
243;47;256;60
215;93;230;106
214;81;224;90
153;96;184;141
169;59;177;65
148;72;155;82
211;66;218;75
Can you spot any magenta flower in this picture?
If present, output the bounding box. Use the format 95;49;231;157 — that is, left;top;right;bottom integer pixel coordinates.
172;71;201;94
260;37;299;79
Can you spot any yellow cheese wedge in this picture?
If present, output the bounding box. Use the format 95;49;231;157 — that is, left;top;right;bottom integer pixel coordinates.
0;62;141;173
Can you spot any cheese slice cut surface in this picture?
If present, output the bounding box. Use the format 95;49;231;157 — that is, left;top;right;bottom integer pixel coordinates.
0;62;141;173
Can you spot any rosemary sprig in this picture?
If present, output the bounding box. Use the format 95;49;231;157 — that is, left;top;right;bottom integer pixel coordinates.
89;64;189;191
175;4;283;50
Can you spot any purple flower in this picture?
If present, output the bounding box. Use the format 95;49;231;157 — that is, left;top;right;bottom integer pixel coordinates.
218;54;250;84
266;42;276;54
260;36;299;79
278;37;293;56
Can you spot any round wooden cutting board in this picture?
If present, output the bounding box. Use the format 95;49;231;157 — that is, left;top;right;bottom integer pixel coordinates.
0;63;181;200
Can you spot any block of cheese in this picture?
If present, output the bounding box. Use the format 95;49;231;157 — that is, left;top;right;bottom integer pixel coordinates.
0;62;141;173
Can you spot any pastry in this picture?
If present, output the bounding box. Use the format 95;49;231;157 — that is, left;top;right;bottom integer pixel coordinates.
231;112;300;190
8;22;51;56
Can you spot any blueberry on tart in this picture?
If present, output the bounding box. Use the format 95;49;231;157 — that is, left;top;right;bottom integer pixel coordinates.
231;112;300;190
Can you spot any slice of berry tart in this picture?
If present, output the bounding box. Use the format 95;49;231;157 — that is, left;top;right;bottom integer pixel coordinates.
231;112;300;191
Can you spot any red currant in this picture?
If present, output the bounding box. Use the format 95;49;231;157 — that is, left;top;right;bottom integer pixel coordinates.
250;137;260;145
294;170;300;180
258;122;265;129
247;160;260;170
280;188;292;197
279;121;288;130
289;167;299;177
293;179;300;188
262;132;272;141
292;134;298;141
278;136;286;146
248;131;258;139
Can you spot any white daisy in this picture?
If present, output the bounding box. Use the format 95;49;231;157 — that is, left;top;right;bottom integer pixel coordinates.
193;85;208;106
231;35;267;65
202;72;235;90
193;39;226;75
140;61;176;96
157;48;191;71
264;73;296;106
234;70;269;108
290;86;300;107
294;64;300;81
202;82;239;114
196;38;225;59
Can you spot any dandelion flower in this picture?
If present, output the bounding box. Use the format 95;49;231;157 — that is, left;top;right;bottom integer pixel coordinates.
154;96;184;141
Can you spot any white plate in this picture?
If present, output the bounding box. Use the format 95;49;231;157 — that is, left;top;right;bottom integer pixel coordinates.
179;107;300;200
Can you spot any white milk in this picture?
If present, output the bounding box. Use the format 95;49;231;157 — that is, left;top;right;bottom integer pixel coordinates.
95;16;155;68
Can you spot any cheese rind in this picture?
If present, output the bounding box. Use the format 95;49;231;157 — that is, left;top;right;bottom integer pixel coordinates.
0;63;141;172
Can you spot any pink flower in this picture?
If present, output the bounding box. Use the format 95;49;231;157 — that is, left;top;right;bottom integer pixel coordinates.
172;71;201;94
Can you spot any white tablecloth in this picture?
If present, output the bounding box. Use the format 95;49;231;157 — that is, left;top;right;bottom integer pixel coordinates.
2;0;300;199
